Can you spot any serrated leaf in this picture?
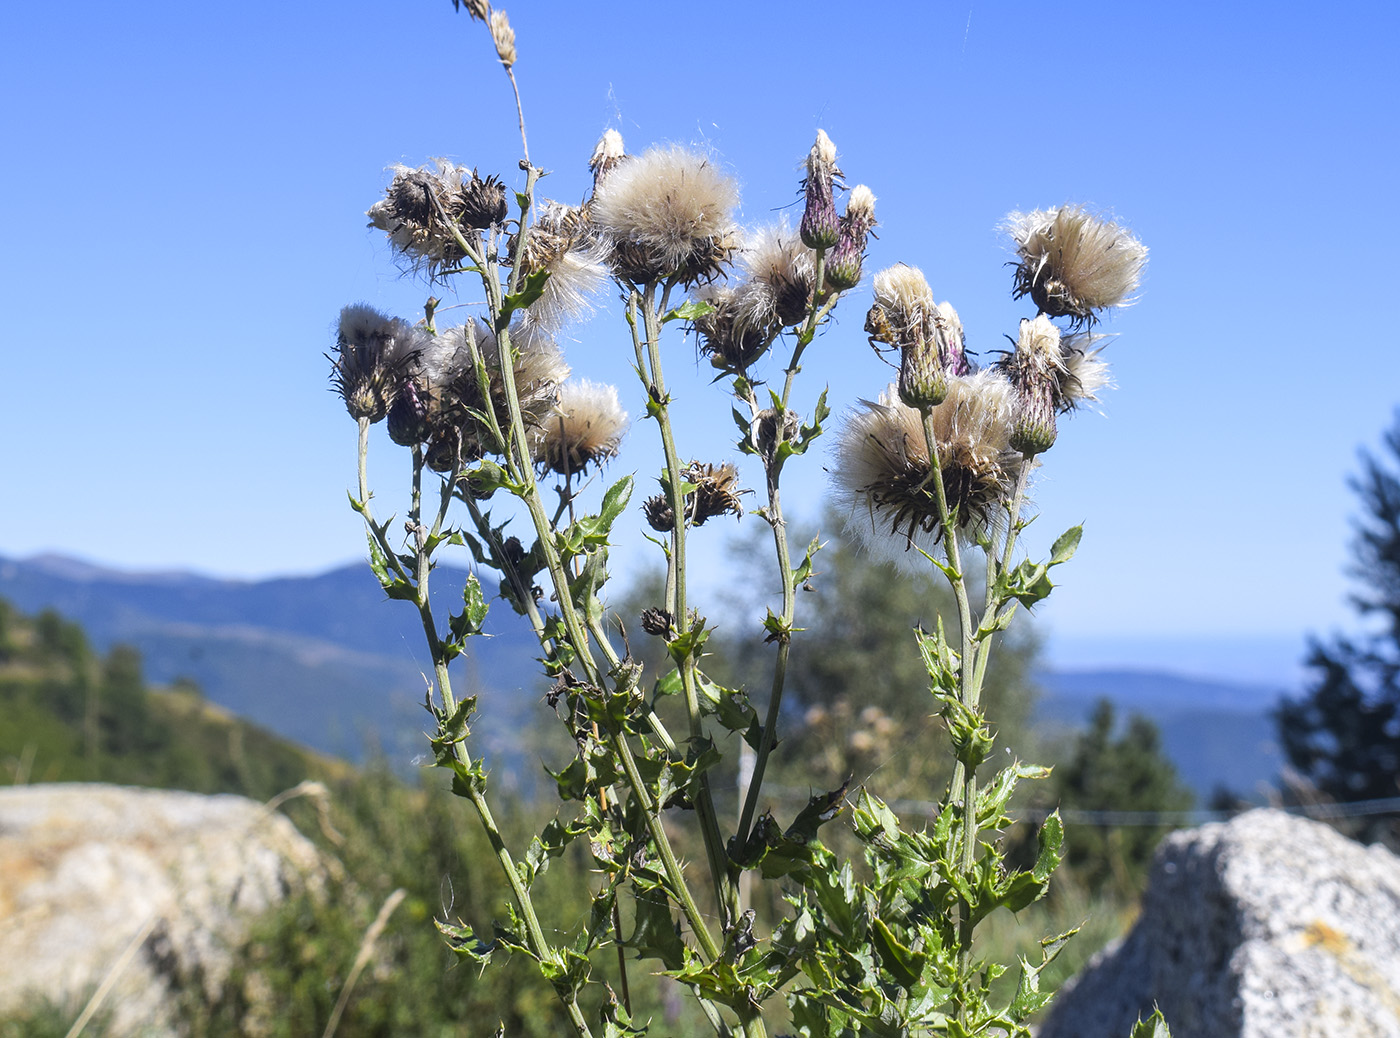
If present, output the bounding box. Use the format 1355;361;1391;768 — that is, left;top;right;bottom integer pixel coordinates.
662;299;715;323
1050;524;1082;565
496;268;552;331
871;918;926;988
628;885;686;970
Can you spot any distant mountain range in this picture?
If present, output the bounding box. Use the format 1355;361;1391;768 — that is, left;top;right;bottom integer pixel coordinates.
0;553;1292;801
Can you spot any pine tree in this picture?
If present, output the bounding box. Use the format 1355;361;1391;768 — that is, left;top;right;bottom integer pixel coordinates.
1276;412;1400;848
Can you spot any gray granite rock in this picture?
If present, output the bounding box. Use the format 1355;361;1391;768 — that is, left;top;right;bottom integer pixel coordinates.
0;783;323;1036
1040;808;1400;1038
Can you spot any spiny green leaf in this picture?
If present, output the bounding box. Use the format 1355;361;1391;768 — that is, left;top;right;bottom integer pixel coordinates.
871;918;927;988
628;886;686;970
1050;524;1083;565
663;299;714;323
1129;1009;1173;1038
496;268;552;331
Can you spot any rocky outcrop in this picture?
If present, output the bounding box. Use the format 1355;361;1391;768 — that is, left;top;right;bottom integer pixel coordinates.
1040;808;1400;1038
0;783;323;1035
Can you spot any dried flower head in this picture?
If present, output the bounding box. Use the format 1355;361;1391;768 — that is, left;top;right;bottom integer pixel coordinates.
589;130;627;192
833;372;1023;560
329;304;426;422
733;222;816;330
640;607;673;637
682;461;747;525
824;185;876;292
643;492;675;532
800;130;841;251
531;378;629;476
489;9;516;67
1005;205;1147;324
510;201;608;331
691;282;772;373
368;161;506;276
753;406;800;462
414;320;570;471
590;145;740;285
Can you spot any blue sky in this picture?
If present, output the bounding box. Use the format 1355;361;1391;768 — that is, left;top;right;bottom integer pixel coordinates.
3;1;1397;686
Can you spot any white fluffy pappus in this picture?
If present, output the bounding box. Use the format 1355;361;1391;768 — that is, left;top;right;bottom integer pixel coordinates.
589;145;740;282
531;378;630;476
732;222;816;330
1004;205;1147;324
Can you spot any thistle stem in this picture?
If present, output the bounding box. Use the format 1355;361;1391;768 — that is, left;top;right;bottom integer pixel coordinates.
633;282;737;925
920;409;980;1028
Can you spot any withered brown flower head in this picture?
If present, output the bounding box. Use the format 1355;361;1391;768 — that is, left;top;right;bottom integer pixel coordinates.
368;161;509;277
683;461;747;526
753;407;800;462
643;492;675;532
460;170;509;229
1005;205;1147;325
329;304;426;423
692;283;773;373
640;607;673;637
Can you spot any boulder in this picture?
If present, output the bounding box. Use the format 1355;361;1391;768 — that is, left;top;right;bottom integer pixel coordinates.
1040;808;1400;1038
0;783;323;1035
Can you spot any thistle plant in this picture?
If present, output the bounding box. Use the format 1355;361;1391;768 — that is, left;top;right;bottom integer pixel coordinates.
326;6;1168;1036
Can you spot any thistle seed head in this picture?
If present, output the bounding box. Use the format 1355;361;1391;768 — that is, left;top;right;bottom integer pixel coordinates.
417;320;570;469
1002;316;1064;455
590;145;740;285
368;160;507;276
1005;205;1147;325
531;378;629;477
832;371;1023;561
691;282;772;373
511;201;608;332
329;304;426;422
733;222;816;329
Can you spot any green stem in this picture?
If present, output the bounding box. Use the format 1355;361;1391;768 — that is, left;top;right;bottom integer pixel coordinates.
610;732;722;963
359;437;593;1038
632;282;736;925
919;409;980;1028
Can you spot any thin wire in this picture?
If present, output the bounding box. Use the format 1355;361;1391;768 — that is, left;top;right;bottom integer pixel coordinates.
758;785;1400;828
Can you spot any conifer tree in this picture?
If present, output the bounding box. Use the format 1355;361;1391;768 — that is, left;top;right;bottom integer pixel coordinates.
1277;412;1400;848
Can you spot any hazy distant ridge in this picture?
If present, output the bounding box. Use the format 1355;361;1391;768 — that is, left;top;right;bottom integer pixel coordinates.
0;554;1286;796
